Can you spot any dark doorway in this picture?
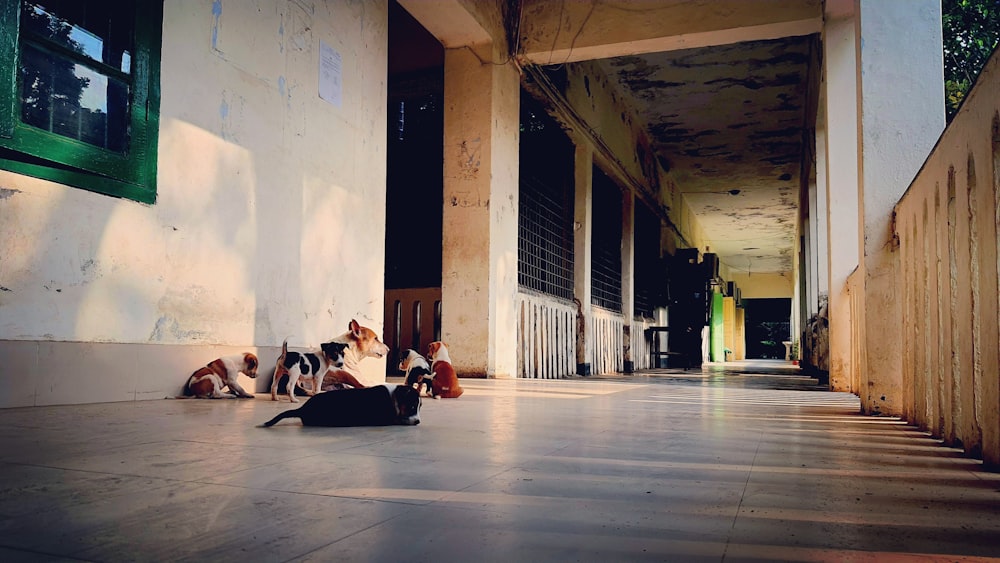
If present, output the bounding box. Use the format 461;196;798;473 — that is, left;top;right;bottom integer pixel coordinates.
384;1;444;372
743;298;792;359
385;0;443;290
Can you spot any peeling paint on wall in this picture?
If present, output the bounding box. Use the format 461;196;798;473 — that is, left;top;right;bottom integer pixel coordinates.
211;0;222;51
456;139;481;180
0;187;22;200
149;316;207;343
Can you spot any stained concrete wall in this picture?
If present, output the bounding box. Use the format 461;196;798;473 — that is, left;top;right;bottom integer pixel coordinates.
0;0;389;406
894;47;1000;468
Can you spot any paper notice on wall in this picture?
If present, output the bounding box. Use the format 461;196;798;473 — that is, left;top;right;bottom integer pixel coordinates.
319;40;342;107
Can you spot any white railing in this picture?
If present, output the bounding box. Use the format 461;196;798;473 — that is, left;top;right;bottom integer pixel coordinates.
591;307;624;374
516;292;576;379
892;49;1000;468
630;316;654;371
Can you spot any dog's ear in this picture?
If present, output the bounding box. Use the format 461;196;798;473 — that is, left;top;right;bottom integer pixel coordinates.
245;353;258;370
349;319;361;336
320;341;347;358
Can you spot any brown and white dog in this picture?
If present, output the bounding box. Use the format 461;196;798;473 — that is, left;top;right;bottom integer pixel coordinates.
321;319;391;390
270;340;348;403
399;348;434;397
426;341;464;399
184;353;259;399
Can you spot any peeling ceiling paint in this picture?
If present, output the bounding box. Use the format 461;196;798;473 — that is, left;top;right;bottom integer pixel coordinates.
600;35;818;272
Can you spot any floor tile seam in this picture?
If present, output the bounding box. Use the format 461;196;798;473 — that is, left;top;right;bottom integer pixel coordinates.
425;465;525;508
181;478;448;507
0;460;194;485
0;542;91;562
722;429;763;562
280;508;419;563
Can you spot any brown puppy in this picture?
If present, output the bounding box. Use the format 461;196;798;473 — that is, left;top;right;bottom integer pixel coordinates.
322;319;391;389
426;341;463;399
184;353;259;399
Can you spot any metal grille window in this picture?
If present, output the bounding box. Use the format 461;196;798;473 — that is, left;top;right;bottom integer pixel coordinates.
517;92;574;300
591;167;622;312
633;203;660;318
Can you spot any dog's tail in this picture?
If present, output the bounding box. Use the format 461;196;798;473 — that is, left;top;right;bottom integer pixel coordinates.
260;408;300;427
180;374;196;397
278;339;289;364
272;339;290;384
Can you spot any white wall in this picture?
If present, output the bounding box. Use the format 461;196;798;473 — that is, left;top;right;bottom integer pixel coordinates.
0;0;389;406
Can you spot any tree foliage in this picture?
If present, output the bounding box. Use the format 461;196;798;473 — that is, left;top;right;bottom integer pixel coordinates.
943;0;1000;120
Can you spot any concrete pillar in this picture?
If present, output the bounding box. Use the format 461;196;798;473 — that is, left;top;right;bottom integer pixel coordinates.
822;10;861;393
621;190;635;373
814;125;830;305
573;143;594;375
735;307;746;360
807;186;818;316
441;46;520;378
723;296;736;361
857;0;944;414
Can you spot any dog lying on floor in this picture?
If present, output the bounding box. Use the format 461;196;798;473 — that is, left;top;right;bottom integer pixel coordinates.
399;348;435;397
427;341;463;398
259;384;422;427
320;319;391;390
183;353;259;399
270;340;348;402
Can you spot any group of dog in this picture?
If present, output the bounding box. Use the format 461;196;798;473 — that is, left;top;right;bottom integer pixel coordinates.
181;319;463;428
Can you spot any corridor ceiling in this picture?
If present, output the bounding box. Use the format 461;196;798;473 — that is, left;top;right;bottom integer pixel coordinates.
597;36;818;274
398;0;826;276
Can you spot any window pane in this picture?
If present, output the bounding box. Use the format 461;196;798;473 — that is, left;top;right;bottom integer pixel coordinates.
20;44;130;152
21;1;133;73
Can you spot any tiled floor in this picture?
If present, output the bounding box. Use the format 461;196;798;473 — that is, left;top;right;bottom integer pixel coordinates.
1;362;998;562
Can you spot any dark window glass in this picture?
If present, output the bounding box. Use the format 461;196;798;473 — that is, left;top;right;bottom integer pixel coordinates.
19;1;133;152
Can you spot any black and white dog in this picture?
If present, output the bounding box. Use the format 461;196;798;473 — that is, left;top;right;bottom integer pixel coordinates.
398;348;435;397
270;340;348;403
260;384;422;427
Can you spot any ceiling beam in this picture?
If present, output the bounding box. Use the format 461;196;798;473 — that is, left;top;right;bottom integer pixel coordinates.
519;0;823;64
396;0;492;49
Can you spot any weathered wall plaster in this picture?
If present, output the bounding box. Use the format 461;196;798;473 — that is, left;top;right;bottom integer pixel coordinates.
894;46;1000;467
0;0;389;406
858;0;944;415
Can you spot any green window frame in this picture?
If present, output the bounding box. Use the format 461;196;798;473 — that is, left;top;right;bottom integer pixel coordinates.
0;0;162;204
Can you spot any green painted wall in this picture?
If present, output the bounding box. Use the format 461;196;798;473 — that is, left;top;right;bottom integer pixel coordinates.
711;291;725;361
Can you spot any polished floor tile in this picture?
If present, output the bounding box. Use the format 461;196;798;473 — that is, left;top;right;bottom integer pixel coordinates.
0;364;997;562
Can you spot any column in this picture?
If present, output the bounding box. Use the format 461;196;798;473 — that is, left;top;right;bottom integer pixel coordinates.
822;10;861;392
621;190;635;373
441;45;520;378
573;143;594;375
857;0;944;414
